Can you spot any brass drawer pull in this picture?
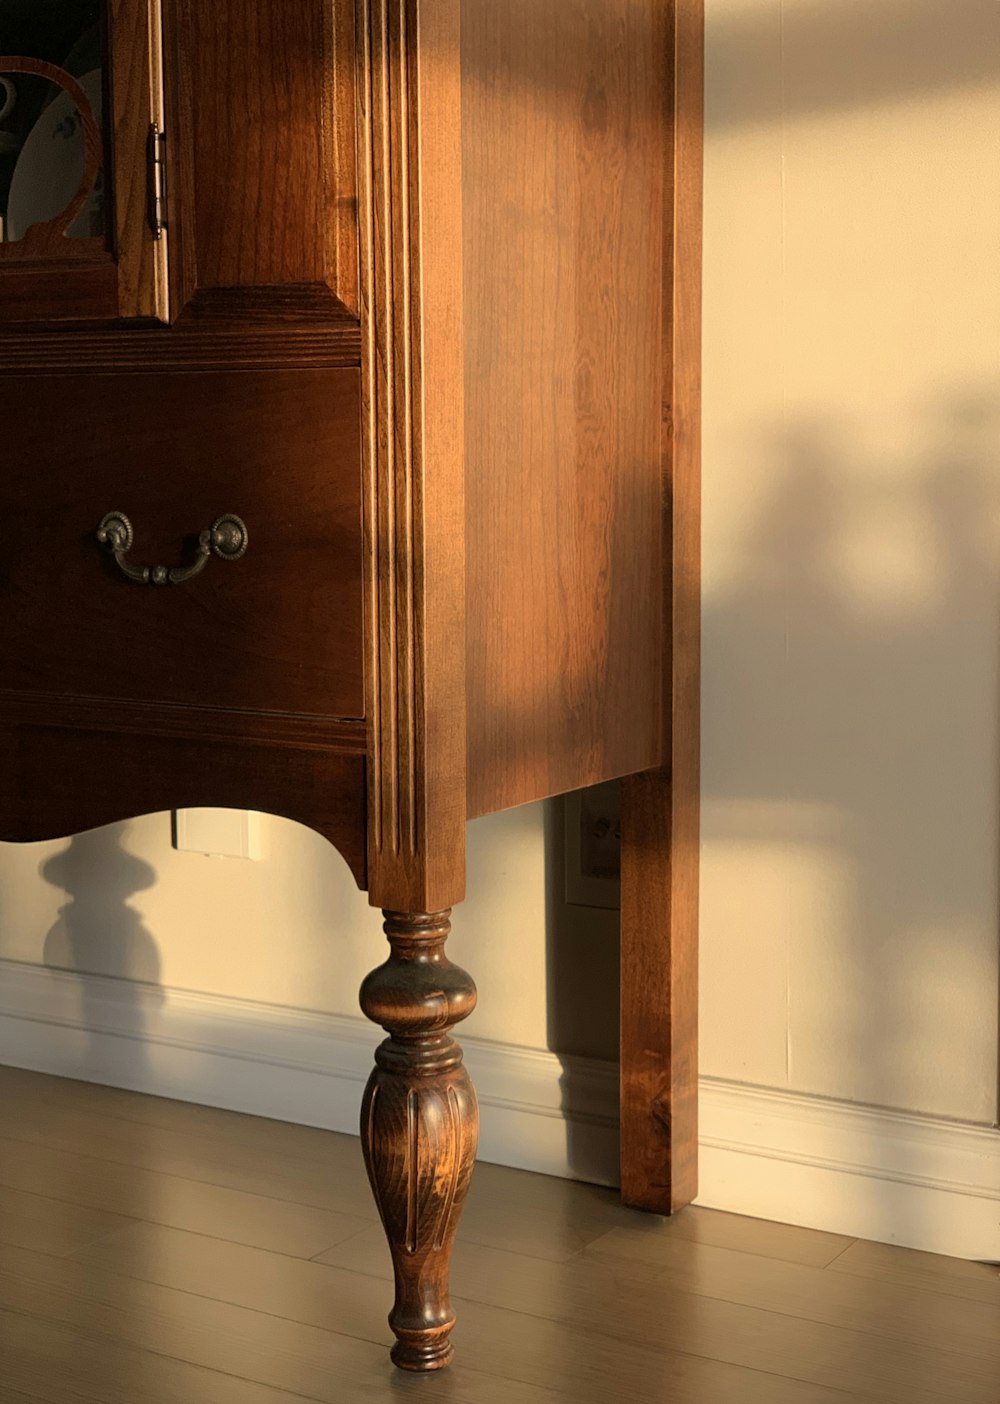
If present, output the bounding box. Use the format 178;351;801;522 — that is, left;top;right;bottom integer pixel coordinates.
96;511;249;586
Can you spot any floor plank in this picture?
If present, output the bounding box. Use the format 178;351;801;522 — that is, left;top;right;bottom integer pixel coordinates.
0;1184;135;1259
74;1218;997;1404
828;1237;1000;1306
0;1243;563;1404
0;1067;990;1404
0;1091;374;1217
0;1305;327;1404
0;1098;636;1263
0;1136;370;1259
616;1202;855;1268
0;1066;342;1171
318;1219;1000;1368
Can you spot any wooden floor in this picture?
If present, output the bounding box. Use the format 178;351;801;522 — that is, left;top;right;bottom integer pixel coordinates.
0;1067;996;1402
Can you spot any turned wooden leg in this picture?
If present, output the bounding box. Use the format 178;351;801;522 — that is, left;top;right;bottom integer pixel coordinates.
359;909;479;1371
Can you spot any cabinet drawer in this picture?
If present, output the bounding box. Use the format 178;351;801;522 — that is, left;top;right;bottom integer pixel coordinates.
0;369;363;719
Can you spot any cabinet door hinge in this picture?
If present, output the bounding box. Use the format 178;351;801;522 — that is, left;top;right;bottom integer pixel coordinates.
146;124;167;240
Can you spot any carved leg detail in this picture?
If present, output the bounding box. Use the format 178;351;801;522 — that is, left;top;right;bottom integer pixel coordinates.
359;909;479;1371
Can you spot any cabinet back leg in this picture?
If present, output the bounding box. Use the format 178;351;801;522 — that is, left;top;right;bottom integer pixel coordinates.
620;769;699;1213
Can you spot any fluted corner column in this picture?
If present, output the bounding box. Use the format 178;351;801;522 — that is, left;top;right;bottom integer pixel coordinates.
359;908;479;1371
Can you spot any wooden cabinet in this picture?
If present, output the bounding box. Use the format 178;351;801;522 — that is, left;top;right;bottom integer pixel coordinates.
0;0;703;1374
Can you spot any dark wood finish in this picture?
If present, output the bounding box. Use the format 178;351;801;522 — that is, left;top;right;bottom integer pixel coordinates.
0;691;367;754
620;0;704;1215
359;909;478;1371
0;696;368;886
0;369;364;720
162;0;358;320
357;0;467;914
0;261;120;323
0;1;168;323
0;322;361;374
462;0;666;818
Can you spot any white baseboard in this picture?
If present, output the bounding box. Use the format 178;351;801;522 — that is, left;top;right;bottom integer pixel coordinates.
0;958;997;1262
698;1079;1000;1262
0;959;620;1187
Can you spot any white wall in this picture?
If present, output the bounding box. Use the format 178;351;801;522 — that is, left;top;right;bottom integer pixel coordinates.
701;0;1000;1123
1;0;999;1205
0;805;564;1050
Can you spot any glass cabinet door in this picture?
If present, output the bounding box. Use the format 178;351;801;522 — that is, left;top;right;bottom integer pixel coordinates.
0;0;168;322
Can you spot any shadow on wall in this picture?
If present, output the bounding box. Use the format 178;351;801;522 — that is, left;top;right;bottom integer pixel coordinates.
537;393;1000;1195
543;790;621;1186
708;0;1000;130
42;822;163;1089
702;394;1000;1238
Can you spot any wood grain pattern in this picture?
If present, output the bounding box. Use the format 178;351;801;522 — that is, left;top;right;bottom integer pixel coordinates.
0;701;368;885
0;369;364;720
0;691;366;754
0;323;361;374
462;0;665;817
359;910;478;1370
0;260;119;322
619;0;704;1216
162;0;358;318
357;0;467;912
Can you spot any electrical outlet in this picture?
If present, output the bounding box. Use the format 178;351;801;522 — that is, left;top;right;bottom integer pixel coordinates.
172;809;260;859
564;780;621;909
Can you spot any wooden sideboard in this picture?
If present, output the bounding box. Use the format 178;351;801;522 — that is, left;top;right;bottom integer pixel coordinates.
0;0;702;1371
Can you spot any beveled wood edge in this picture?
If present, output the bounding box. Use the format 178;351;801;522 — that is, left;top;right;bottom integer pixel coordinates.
357;0;467;913
619;0;704;1215
0;690;366;753
331;0;361;317
161;1;360;324
175;284;359;322
0;323;361;373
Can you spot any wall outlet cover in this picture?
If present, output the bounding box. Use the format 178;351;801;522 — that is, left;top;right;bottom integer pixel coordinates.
172;809;260;860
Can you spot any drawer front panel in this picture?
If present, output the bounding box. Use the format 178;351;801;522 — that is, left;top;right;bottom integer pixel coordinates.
0;369;363;719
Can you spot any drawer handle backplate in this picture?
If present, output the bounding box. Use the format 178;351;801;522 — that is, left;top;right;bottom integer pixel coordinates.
96;511;249;586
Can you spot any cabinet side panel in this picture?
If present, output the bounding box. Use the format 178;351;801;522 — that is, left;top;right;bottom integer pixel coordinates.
463;0;665;817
